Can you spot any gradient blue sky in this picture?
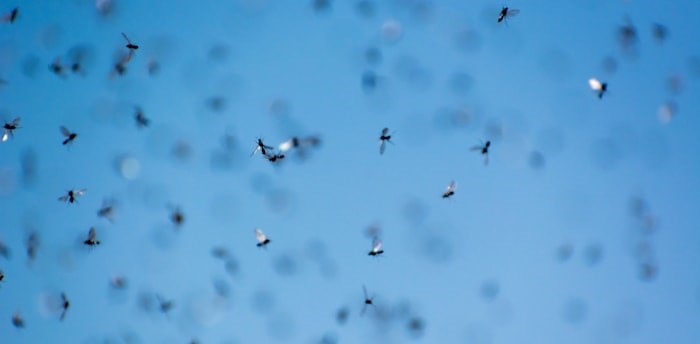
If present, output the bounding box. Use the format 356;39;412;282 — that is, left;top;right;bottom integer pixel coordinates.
1;0;699;343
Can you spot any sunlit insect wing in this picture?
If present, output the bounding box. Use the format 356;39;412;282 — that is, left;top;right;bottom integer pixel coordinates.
255;228;269;246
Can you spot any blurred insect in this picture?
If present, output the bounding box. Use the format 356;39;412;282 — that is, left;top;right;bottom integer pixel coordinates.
84;227;100;246
361;285;375;315
110;275;128;289
278;136;321;153
251;138;274;156
652;23;668;42
169;205;185;227
122;32;139;51
60;126;78;146
156;295;174;314
26;231;39;262
134;106;150;128
470;141;491;165
336;306;349;325
255;228;271;247
618;18;638;49
12;312;24;328
368;237;384;256
379;128;394;155
58;189;87;203
0;270;4;282
2;117;20;142
97;199;116;222
147;59;160;76
0;240;10;259
2;7;18;23
497;6;519;23
588;78;608;99
442;180;456;199
49;58;65;77
264;152;285;163
59;293;70;321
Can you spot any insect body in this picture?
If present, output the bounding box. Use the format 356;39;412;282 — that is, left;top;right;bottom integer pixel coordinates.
379;128;394;155
497;6;519;23
442;180;456;198
58;189;87;203
60;126;78;145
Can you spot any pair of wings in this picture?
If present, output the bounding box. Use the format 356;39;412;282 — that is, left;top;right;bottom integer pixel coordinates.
255;228;268;244
58;189;87;201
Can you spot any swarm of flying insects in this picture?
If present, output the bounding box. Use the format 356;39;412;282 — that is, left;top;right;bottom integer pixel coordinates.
378;128;394;155
60;126;78;146
588;78;608;98
2;117;20;142
58;189;87;203
442;181;456;199
255;228;271;247
497;6;519;23
470;141;490;165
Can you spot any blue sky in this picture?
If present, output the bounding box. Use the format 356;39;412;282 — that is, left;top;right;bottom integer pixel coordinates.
1;0;699;343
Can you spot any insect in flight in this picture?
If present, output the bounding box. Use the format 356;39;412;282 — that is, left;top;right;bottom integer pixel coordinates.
0;270;4;282
264;152;285;163
379;128;394;155
157;295;174;314
97;199;116;222
442;180;456;199
110;275;128;289
368;237;384;256
121;32;139;51
255;228;271;247
59;293;70;321
251;138;274;156
84;227;100;246
49;58;66;77
58;189;87;203
134;106;150;128
60;126;78;146
26;232;39;263
2;117;20;142
588;78;608;99
470;141;491;165
0;240;8;259
12;312;24;328
361;285;375;315
2;7;18;23
497;6;519;23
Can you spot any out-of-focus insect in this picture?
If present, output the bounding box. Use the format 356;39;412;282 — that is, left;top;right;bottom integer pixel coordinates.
2;7;18;23
470;141;491;165
264;152;285;163
60;126;78;146
2;117;20;142
336;306;349;325
84;227;100;246
255;228;271;247
134;106;150;128
169;205;185;227
497;6;519;23
361;285;375;315
97;199;116;222
379;128;393;155
122;32;139;51
618;18;637;49
368;237;384;256
110;275;127;289
0;270;4;282
442;180;456;199
157;295;174;314
0;240;10;259
49;58;65;77
652;23;668;42
658;101;676;124
26;231;39;262
588;78;608;99
58;189;87;203
251;138;274;156
59;293;70;321
12;312;24;328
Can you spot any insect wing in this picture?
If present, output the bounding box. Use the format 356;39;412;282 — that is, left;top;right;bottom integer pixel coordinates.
588;78;603;91
60;126;72;137
255;228;267;244
379;140;386;155
371;238;382;253
506;8;520;18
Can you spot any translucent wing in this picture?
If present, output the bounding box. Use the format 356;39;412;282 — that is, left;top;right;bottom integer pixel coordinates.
469;145;482;151
121;32;132;44
278;139;294;152
484;154;489;166
250;145;261;156
506;8;520;17
371;238;382;252
588;78;603;91
379;140;386;155
262;144;274;150
73;189;87;196
88;227;97;241
58;194;70;202
381;128;389;136
362;285;369;299
60;126;71;137
9;117;20;126
1;130;8;142
446;180;456;192
255;228;267;243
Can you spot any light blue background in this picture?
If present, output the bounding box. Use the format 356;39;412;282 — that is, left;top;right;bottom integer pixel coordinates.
1;0;699;343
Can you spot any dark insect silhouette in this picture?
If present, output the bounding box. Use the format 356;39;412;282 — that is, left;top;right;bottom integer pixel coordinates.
58;189;87;203
49;58;65;77
0;270;4;282
379;128;394;155
442;180;456;199
368;238;384;256
255;228;271;247
0;240;9;259
361;285;375;315
251;138;274;156
588;78;608;99
122;32;139;51
2;117;20;142
652;23;668;42
470;141;491;165
336;306;349;325
3;7;18;23
157;295;174;314
110;275;128;290
12;312;24;328
134;106;150;128
59;293;70;321
84;227;100;246
497;6;519;23
264;152;285;163
60;126;78;145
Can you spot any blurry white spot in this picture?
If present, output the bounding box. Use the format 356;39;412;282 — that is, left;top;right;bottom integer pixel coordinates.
658;101;676;124
381;19;403;44
118;155;141;180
